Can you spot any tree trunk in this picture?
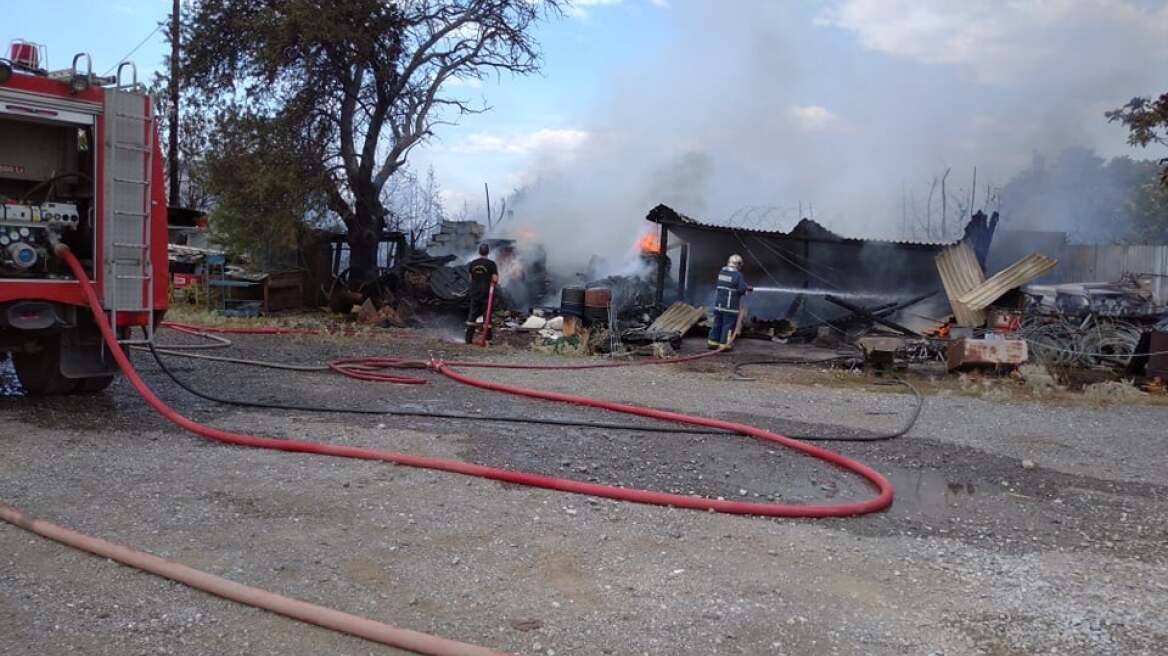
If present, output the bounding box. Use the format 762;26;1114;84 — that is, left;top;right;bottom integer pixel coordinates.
346;192;385;287
347;228;378;287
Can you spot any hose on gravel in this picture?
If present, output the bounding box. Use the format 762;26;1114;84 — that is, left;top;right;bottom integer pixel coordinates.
60;246;894;515
161;320;321;335
147;343;921;442
0;501;507;656
733;356;925;442
1;245;894;656
146;342;728;436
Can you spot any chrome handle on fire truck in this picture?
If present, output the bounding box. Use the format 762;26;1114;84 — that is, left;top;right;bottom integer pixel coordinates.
115;61;138;89
69;53;93;93
71;53;92;78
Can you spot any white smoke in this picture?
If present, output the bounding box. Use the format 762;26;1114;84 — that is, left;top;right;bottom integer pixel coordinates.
490;0;1168;275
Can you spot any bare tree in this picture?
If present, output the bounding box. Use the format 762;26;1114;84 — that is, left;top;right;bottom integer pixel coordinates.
384;164;446;249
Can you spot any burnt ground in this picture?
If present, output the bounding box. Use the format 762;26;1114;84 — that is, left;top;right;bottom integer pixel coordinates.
2;327;1167;655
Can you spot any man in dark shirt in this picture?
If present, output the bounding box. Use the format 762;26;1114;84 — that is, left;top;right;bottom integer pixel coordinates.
465;243;499;344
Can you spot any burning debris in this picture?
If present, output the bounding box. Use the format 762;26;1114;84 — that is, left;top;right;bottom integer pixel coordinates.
330;250;470;325
631;202;1168;388
636;229;661;255
326;221;552;333
321;199;1166;390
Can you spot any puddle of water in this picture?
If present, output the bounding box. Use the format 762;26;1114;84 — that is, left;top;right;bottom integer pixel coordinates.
882;463;979;518
0;357;26;397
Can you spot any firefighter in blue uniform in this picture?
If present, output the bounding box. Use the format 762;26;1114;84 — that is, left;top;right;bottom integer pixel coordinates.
708;254;753;349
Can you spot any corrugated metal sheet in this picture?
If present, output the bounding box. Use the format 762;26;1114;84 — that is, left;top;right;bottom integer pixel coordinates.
647;205;971;247
648;302;707;334
957;253;1058;311
680;218;962;246
935;242;986;326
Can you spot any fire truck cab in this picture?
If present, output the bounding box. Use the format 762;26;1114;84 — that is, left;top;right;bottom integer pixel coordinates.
0;40;167;394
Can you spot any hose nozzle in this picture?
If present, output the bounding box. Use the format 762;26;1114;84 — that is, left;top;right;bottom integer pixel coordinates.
46;231;68;257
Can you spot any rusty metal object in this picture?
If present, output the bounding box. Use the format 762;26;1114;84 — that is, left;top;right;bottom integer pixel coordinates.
946;337;1028;371
1149;331;1168;379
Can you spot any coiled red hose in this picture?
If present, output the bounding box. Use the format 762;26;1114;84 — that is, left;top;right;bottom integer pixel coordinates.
2;246;893;655
433;363;893;517
67;246;893;516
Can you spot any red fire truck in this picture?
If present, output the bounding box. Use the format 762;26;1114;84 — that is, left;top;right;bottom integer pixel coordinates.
0;40;167;394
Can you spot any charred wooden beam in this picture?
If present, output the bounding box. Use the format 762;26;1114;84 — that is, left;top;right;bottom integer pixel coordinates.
824;294;921;337
654;224;669;307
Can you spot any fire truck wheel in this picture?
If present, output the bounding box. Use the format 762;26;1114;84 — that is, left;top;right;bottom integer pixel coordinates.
12;335;79;395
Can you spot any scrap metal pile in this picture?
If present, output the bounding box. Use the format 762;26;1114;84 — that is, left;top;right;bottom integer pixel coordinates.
331;251;478;327
1012;314;1145;369
935;245;1167;379
717;229;1167;379
1010;276;1165;372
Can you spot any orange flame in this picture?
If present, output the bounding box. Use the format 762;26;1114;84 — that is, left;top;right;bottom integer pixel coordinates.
636;230;661;254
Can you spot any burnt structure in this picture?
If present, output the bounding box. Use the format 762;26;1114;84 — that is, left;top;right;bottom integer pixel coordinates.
645;204;998;327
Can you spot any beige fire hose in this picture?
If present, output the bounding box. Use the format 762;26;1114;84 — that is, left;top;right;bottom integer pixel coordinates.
0;501;507;656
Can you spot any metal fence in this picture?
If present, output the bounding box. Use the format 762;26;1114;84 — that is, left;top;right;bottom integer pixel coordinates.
1059;244;1168;303
989;231;1168;304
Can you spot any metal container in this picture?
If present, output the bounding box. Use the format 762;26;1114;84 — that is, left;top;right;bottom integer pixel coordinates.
1149;330;1168;379
560;286;585;317
946;337;1028;371
584;286;612;323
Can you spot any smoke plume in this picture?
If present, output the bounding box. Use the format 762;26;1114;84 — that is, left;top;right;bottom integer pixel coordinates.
495;0;1168;273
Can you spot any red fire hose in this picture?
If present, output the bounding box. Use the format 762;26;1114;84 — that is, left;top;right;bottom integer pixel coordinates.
0;245;893;655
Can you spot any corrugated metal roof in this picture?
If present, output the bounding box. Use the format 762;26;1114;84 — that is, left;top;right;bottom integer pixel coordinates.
935;242;987;326
645;204;969;247
647;301;707;334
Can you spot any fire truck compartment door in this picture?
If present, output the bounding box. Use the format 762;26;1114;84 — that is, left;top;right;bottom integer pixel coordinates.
0;88;99;126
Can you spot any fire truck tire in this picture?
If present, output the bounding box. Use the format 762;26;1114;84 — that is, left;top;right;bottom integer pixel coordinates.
74;375;115;394
12;335;78;395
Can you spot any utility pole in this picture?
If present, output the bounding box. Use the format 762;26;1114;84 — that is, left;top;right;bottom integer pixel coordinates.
940;167;951;238
969;167;977;214
483;182;491;230
167;0;180;208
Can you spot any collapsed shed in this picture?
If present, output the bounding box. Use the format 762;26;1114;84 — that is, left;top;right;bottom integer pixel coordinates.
645;204;999;332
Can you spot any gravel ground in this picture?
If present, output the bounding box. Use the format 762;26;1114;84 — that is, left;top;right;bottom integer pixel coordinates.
2;328;1167;655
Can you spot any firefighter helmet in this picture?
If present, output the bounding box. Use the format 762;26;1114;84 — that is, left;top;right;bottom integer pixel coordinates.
727;254;744;270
